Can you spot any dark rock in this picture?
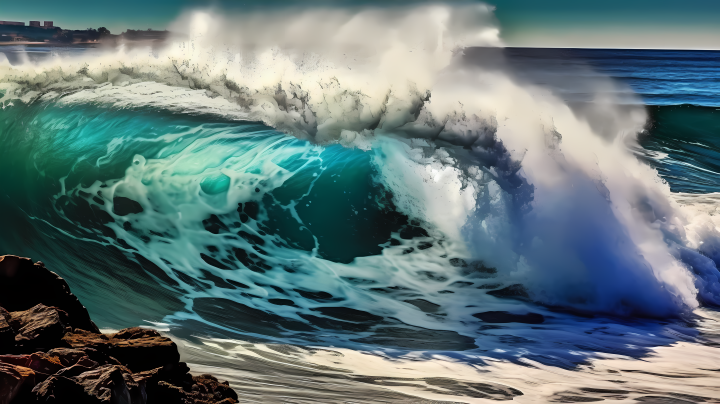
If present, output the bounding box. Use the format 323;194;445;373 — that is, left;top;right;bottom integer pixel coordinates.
153;380;185;403
0;362;35;404
0;308;13;348
33;365;145;404
0;256;238;404
74;347;123;367
0;352;65;381
77;365;146;403
61;329;110;350
0;255;100;333
113;327;179;371
473;311;545;324
112;328;161;341
46;348;96;367
8;304;70;351
31;375;86;404
62;327;180;372
136;364;239;404
191;374;239;402
133;361;192;391
0;355;33;368
54;356;100;378
25;353;65;377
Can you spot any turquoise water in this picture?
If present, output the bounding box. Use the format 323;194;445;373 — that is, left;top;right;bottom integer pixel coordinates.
640;105;720;193
0;101;417;325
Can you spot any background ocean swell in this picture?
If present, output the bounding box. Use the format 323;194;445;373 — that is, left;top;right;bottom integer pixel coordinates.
0;4;719;369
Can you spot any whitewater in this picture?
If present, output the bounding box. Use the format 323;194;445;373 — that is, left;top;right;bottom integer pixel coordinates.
1;3;720;402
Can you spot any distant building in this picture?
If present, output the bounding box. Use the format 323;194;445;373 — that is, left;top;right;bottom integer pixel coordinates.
29;21;40;27
43;21;53;28
0;21;25;26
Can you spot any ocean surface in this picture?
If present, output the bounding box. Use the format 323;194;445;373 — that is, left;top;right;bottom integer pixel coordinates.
1;10;720;401
498;48;720;194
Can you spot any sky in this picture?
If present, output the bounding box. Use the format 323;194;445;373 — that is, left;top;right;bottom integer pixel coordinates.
1;0;719;49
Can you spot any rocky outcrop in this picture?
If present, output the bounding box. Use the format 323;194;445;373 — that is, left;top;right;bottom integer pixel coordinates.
0;255;238;404
0;256;99;333
135;365;238;404
0;309;14;348
33;365;145;404
8;305;70;351
62;327;180;372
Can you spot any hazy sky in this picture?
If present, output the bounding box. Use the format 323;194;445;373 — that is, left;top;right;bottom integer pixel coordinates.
1;0;718;49
493;0;720;49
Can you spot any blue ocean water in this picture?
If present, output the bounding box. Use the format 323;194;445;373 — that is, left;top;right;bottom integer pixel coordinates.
494;48;720;194
503;48;720;106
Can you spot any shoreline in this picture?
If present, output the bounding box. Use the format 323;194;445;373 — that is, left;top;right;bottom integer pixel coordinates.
170;318;720;403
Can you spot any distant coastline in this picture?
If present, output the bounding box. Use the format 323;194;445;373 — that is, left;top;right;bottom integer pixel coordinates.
0;20;169;45
0;42;99;46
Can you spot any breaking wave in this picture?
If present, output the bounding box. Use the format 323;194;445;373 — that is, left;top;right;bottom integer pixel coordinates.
1;3;719;365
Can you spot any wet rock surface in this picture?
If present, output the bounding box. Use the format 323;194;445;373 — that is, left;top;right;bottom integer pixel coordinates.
0;255;237;404
62;327;180;372
0;256;99;334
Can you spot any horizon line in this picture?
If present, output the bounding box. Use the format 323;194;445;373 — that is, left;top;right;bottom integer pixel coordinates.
499;45;720;52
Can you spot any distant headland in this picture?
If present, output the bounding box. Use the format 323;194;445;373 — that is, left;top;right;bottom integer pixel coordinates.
0;20;169;45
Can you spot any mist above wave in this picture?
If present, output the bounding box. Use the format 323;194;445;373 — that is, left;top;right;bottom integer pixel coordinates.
0;3;719;320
